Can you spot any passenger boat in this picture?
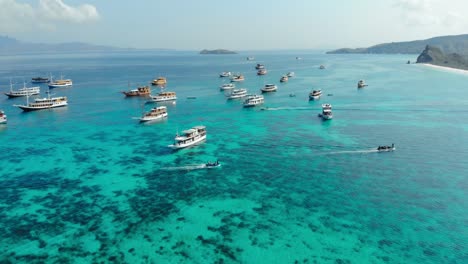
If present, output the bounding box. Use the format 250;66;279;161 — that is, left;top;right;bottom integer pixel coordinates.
149;91;177;102
151;77;167;86
220;83;235;91
357;80;368;88
123;86;151;97
280;76;289;82
255;64;265;70
319;65;326;69
243;94;264;107
31;77;49;83
286;72;295;77
48;75;72;88
226;88;248;99
14;93;68;111
309;90;322;100
139;106;168;122
257;69;267;75
168;126;206;149
205;160;221;168
0;110;7;124
230;74;245;82
5;81;40;98
377;144;395;152
219;71;232;78
261;84;277;93
318;103;333;120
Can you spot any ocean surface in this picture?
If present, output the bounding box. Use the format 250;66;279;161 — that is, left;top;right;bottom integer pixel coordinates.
0;50;467;263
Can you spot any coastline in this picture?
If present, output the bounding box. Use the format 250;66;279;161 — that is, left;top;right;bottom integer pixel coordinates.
420;63;468;75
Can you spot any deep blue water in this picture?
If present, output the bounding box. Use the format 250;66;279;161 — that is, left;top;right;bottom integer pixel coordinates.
0;50;467;263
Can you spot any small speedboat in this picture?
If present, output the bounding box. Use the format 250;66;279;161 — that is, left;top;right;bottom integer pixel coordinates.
280;76;288;82
377;144;395;152
219;71;232;78
205;160;221;168
357;80;368;88
220;83;235;91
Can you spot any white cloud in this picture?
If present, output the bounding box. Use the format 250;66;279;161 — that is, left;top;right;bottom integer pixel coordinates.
0;0;99;34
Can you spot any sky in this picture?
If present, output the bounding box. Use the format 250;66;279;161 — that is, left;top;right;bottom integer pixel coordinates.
1;0;468;50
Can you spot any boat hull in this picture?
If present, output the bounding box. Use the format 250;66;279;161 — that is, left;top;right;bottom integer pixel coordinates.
140;113;168;122
149;97;177;102
309;95;321;100
5;92;40;98
168;135;206;149
17;103;68;112
48;84;72;89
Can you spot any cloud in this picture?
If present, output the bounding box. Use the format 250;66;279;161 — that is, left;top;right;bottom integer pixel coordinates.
0;0;99;33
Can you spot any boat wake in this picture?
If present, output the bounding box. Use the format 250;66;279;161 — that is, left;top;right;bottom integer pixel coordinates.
325;149;380;155
261;106;313;111
161;163;220;171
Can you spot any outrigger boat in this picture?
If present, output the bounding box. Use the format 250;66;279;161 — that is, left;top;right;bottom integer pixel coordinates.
168;126;207;149
377;144;395;152
205;160;221;168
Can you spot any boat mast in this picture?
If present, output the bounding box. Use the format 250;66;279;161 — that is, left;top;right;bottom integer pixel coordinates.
9;78;13;92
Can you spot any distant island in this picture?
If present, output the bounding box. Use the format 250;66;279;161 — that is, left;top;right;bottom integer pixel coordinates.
416;45;468;71
327;34;468;55
200;49;237;55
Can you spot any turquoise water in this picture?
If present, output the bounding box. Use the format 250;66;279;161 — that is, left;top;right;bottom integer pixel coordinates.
0;51;467;263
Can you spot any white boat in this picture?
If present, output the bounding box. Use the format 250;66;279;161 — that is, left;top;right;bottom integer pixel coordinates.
257;69;267;75
243;94;264;107
286;72;295;77
219;71;232;78
220;83;235;91
168;126;206;149
318;103;333;120
139;106;168;122
280;76;289;82
230;74;245;82
48;75;72;88
255;64;265;70
261;84;277;93
0;110;6;124
149;91;177;102
14;93;68;112
226;88;248;99
5;81;40;98
377;144;395;152
357;80;367;88
309;90;322;100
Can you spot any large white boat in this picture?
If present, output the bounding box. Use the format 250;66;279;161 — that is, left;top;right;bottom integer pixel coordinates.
243;94;264;107
230;74;245;82
5;81;40;98
219;71;232;78
168;126;206;149
226;88;248;99
261;84;277;93
139;106;168;122
318;103;333;120
220;83;235;91
309;89;322;100
48;75;72;88
14;93;68;111
0;110;6;124
149;91;177;102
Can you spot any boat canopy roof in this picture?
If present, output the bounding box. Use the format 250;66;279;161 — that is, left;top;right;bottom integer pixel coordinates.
183;129;196;134
193;125;206;130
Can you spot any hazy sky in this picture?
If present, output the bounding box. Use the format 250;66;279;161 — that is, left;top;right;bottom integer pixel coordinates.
1;0;468;50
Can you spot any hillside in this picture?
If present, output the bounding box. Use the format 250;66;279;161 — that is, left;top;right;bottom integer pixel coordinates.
200;49;237;55
416;45;468;70
327;34;468;55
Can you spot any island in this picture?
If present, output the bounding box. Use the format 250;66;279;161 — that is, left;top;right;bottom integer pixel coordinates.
327;34;468;55
199;49;237;55
416;45;468;71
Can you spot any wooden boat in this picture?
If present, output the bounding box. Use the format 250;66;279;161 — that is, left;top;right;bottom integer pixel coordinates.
123;86;151;96
151;77;167;86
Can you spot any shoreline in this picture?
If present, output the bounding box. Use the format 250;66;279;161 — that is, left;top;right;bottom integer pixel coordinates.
420;63;468;75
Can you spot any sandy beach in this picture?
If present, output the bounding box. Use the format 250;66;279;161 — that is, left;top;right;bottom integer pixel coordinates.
420;63;468;75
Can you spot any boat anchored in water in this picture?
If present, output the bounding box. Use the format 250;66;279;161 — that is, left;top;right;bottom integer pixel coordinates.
219;71;232;78
318;103;333;120
287;72;295;77
319;65;326;69
257;69;267;75
377;143;395;152
243;94;264;107
149;91;177;102
48;75;72;88
5;80;40;98
220;83;235;91
151;77;167;86
139;106;168;122
357;80;368;88
14;92;68;111
0;110;7;124
261;84;277;93
255;64;265;70
309;90;322;100
280;76;289;82
230;74;245;82
168;126;207;149
123;85;151;97
227;88;248;99
31;77;49;83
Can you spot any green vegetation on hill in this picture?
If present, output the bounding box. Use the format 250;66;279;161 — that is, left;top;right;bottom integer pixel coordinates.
327;34;468;55
200;49;237;54
416;45;468;70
